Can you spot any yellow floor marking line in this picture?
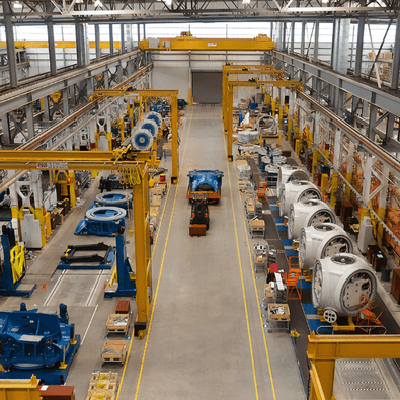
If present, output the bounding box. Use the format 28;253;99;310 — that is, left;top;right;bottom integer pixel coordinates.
226;155;259;400
238;185;277;400
120;106;194;400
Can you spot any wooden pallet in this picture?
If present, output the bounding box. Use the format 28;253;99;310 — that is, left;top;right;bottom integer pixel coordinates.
101;340;128;365
106;313;131;335
87;372;118;400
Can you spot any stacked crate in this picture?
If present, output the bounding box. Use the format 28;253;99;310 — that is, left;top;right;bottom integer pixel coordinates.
86;372;118;400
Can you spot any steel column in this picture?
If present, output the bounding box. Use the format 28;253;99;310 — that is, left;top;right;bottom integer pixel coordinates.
63;88;69;115
109;24;114;56
143;24;146;39
137;24;140;45
368;104;378;140
95;24;101;61
121;24;125;54
391;16;400;90
330;21;336;69
290;21;295;56
75;21;84;67
300;21;306;57
354;16;366;77
3;0;18;88
25;103;34;139
46;2;57;76
1;114;10;146
170;93;179;183
313;22;319;62
43;97;50;121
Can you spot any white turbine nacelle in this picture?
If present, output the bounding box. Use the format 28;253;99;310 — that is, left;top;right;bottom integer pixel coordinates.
299;223;353;270
312;253;377;323
279;180;321;217
238;130;259;144
277;165;309;198
288;199;335;240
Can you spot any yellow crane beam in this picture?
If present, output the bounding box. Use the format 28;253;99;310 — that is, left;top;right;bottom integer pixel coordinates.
139;34;274;52
308;332;400;400
0;149;152;337
0;41;122;49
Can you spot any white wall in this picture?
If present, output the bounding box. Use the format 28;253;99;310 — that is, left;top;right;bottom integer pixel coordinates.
152;67;190;100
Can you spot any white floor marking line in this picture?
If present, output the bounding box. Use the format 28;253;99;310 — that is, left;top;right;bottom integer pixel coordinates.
81;304;99;345
85;270;104;307
43;269;67;307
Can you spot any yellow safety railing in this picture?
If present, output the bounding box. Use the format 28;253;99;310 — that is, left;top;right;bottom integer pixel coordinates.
10;244;25;284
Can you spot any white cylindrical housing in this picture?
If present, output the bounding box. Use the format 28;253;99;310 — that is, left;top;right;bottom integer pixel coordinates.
288;200;336;240
238;130;259;144
279;180;321;217
144;111;162;128
131;129;154;151
277;165;309;198
312;253;377;322
139;119;158;137
299;223;353;270
256;115;277;135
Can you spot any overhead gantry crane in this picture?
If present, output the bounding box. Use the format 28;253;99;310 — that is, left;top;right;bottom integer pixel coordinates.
0;149;153;337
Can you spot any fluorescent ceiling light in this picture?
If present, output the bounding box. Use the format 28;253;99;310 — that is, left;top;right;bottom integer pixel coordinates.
13;1;23;9
164;0;172;5
94;0;102;6
321;0;329;3
243;0;250;3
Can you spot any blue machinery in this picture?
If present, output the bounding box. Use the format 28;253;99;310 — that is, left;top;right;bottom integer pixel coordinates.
104;227;136;299
186;170;224;204
0;303;80;385
75;206;127;236
0;225;36;298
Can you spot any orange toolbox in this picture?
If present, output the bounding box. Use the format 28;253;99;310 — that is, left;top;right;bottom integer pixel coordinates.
189;224;207;236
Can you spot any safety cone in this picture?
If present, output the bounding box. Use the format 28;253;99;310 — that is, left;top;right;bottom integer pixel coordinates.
103;283;107;290
42;284;47;290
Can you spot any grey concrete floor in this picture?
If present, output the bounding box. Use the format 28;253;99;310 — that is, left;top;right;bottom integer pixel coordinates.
0;104;306;400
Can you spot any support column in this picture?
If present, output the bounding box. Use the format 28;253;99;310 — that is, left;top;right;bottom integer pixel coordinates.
116;63;123;82
330;20;337;69
275;22;285;52
95;24;101;61
3;0;18;88
377;163;389;246
121;24;125;54
43;97;50;121
368;104;378;140
290;21;295;56
300;21;306;57
171;94;179;183
46;1;57;76
354;15;366;77
391;16;400;90
1;114;11;146
25;103;34;139
143;24;146;39
137;24;141;45
109;24;114;56
63;88;69;115
75;21;84;67
313;22;319;62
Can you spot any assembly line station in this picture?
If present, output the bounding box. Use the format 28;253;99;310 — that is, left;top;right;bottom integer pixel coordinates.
1;2;400;399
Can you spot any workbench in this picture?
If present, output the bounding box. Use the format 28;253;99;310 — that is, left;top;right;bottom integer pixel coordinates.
266;303;290;333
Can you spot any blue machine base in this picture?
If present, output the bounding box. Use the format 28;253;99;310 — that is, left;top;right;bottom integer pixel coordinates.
104;289;136;298
0;335;80;385
57;250;115;270
0;283;36;298
269;206;279;212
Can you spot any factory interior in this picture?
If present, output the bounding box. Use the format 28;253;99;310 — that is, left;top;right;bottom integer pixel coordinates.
1;1;400;399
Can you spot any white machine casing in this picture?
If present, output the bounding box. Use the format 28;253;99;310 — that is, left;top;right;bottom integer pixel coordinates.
131;129;154;151
312;253;377;323
299;223;353;270
358;216;374;254
277;165;309;198
139;119;158;137
288;199;336;240
144;111;162;128
256;115;277;135
238;130;259;144
279;180;321;217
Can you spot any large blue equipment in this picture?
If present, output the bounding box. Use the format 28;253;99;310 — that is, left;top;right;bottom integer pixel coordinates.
187;170;224;193
74;206;127;236
104;227;136;298
0;303;80;384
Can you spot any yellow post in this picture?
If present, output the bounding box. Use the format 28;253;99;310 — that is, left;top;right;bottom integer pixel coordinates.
344;172;352;202
271;98;276;115
133;167;151;336
188;88;193;104
330;172;338;209
288;117;293;142
359;207;370;222
377;208;386;247
227;86;234;161
44;212;52;236
170;93;179;184
68;171;77;207
312;149;319;176
118;117;125;142
278;106;283;130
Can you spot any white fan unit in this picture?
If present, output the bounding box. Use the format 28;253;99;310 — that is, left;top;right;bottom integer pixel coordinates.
277;165;309;198
139;119;158;137
312;253;377;323
144;111;162;128
238;130;259;144
288;200;335;240
299;223;353;270
131;129;154;151
279;180;321;217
